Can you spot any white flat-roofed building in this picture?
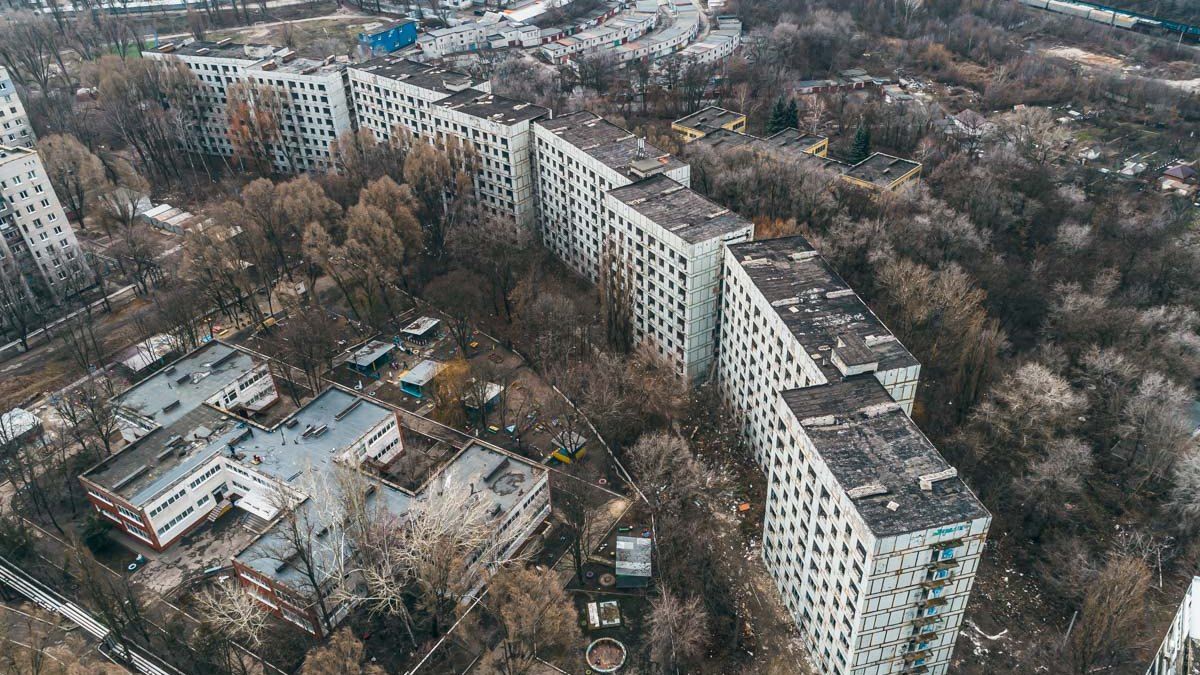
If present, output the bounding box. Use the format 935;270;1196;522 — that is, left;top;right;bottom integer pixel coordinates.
604;173;751;379
718;236;985;674
0;67;34;149
144;40;353;173
532;111;690;282
678;15;742;66
80;339;549;635
770;379;988;675
427;88;549;228
348;57;491;142
718;236;920;467
348;58;546;227
0;145;85;300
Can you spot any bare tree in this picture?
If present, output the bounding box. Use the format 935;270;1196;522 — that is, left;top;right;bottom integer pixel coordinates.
648;588;710;674
298;628;385;675
37;134;108;224
1068;555;1149;673
473;564;583;675
195;580;270;652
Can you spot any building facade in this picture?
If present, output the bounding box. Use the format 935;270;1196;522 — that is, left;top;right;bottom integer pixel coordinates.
718;237;986;675
0;68;34;149
604;174;751;379
0;146;84;301
80;340;549;635
718;237;920;466
1147;576;1200;675
348;57;548;228
532;111;690;281
532;112;754;379
145;41;353;173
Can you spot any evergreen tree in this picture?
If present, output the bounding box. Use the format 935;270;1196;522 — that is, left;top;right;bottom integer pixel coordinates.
785;98;799;130
766;97;788;134
851;123;872;163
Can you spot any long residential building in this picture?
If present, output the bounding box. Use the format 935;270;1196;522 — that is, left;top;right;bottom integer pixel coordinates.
0;145;84;302
145;40;353;174
347;57;548;228
719;237;987;675
0;67;35;149
80;341;549;635
533;111;752;379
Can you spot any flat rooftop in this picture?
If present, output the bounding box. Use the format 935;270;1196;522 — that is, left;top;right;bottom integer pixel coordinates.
217;387;394;488
674;106;744;131
436;88;549;125
116;341;255;430
688;128;758;151
536;111;687;177
607;174;752;245
236;440;542;591
350;57;482;95
158;40;277;60
843;152;921;186
690;129;844;170
762;128;827;152
781;377;988;536
727;237;919;381
82;342;263;499
84;403;234;503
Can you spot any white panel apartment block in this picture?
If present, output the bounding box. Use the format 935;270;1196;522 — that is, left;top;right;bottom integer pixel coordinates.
604;174;751;379
0;68;34;149
146;41;353;174
719;236;987;675
769;382;989;675
0;146;84;297
718;237;920;467
532;112;690;282
347;57;544;228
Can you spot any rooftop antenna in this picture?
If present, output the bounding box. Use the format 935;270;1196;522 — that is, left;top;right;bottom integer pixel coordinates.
635;137;647;160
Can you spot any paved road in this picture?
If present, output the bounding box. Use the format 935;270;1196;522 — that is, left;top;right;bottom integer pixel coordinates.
0;553;182;675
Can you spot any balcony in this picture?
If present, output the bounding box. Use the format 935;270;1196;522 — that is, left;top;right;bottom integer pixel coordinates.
918;597;948;609
911;616;941;629
902;649;932;663
921;577;952;590
929;558;959;571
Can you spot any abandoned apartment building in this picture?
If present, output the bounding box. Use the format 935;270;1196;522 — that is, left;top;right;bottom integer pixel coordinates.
78;340;550;634
718;237;989;675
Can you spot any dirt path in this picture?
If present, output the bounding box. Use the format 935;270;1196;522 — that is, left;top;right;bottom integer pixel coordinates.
1041;45;1200;92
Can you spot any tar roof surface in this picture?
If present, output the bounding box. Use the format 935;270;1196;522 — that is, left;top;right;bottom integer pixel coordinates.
85;404;234;502
728;237;918;379
237;440;542;591
844;153;921;186
83;342;260;500
218;388;393;487
351;57;481;94
690;128;844;169
165;40;275;59
437;88;549;125
781;377;988;536
607;174;752;244
674;106;744;131
536;112;687;175
763;128;827;152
